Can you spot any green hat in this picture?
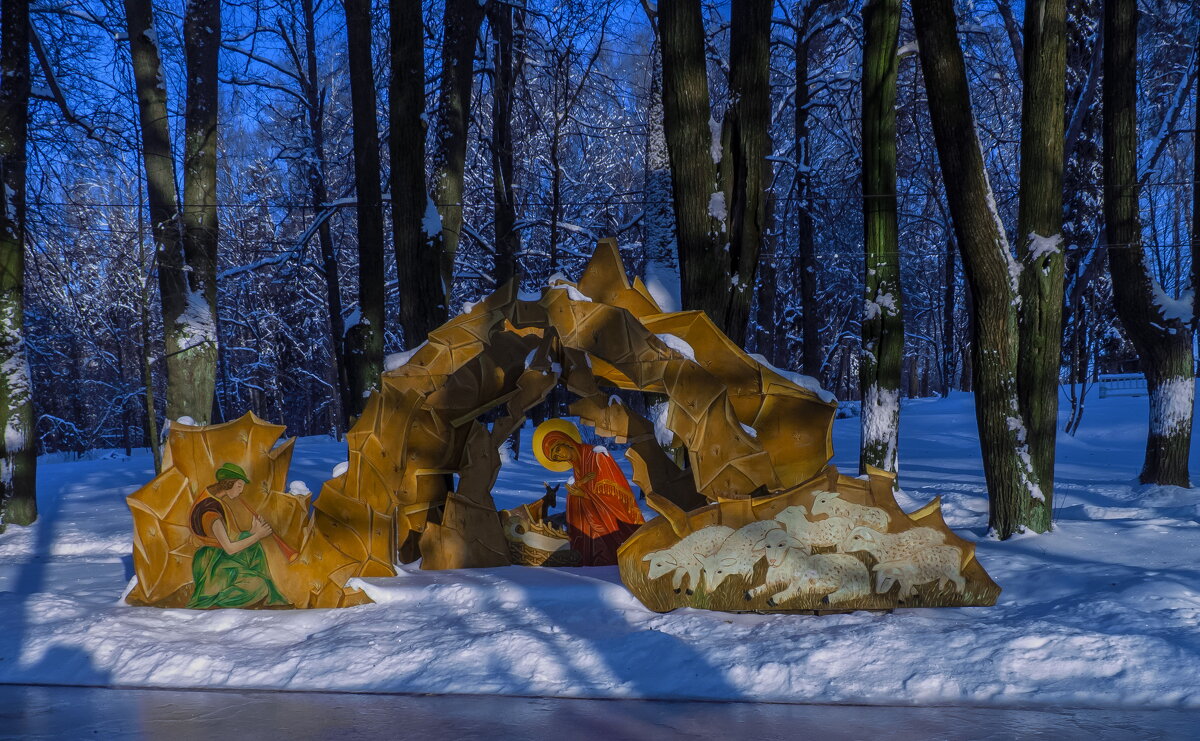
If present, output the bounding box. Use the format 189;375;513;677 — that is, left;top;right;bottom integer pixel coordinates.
215;463;250;483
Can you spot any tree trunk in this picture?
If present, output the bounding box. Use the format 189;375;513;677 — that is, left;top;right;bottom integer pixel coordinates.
995;0;1025;80
0;0;37;528
303;0;351;429
795;29;822;378
430;0;486;306
658;0;727;328
487;1;521;289
1194;19;1200;339
912;0;1046;538
1014;0;1067;531
960;277;973;393
548;82;563;277
140;263;162;473
1103;0;1193;486
391;0;443;349
181;0;220;425
941;235;956;396
642;34;680;312
755;236;778;363
860;0;903;475
125;0;209;424
344;0;385;414
721;0;773;346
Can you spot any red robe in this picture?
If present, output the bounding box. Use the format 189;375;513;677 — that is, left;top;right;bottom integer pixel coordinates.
562;442;644;566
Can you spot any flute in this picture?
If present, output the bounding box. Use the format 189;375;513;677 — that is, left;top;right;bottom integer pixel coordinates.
237;499;300;562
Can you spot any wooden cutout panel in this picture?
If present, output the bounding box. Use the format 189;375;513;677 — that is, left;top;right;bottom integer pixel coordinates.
617;466;1000;613
308;238;841;577
126;413;368;609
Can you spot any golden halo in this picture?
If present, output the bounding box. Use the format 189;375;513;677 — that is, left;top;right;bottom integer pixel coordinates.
532;418;582;472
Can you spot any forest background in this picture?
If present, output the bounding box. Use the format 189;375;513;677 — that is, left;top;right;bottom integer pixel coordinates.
0;0;1195;541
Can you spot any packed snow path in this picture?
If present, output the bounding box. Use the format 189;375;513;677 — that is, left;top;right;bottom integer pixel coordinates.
1;390;1198;708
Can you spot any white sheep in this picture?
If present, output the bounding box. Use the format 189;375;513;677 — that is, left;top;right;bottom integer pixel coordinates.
874;545;966;598
774;505;855;552
641;525;734;595
839;525;945;563
810;490;890;531
698;520;782;591
744;529;870;606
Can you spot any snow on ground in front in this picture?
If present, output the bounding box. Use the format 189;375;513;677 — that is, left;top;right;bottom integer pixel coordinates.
1;389;1199;707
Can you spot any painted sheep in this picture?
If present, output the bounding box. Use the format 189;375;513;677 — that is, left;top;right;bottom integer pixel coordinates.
874;544;966;598
774;505;855;552
641;525;734;595
839;525;945;563
699;520;782;591
810;490;890;531
744;529;870;606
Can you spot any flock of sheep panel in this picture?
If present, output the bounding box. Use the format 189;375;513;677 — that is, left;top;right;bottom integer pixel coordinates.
619;477;1000;613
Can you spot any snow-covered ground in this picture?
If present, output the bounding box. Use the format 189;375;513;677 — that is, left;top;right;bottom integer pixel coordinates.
1;388;1198;708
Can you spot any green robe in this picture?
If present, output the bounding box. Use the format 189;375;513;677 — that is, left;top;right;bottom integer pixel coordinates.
187;531;289;609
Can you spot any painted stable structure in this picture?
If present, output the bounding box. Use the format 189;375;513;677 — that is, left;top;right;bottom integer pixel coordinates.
125;240;999;612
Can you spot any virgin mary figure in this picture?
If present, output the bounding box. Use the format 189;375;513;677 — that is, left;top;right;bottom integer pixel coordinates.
533;419;645;566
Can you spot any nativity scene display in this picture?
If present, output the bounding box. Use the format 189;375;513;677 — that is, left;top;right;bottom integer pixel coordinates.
124;239;999;613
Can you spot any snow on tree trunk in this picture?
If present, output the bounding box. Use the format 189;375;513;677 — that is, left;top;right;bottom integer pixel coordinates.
860;0;904;476
1014;0;1067;532
912;0;1045;539
0;0;37;528
1102;0;1194;487
180;0;220;425
125;0;214;424
392;0;445;352
344;0;385;415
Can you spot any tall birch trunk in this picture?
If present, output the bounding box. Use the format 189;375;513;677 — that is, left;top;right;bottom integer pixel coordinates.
1015;0;1067;530
1103;0;1194;486
344;0;385;414
430;0;486;307
912;0;1045;538
0;0;37;528
391;0;443;348
860;0;903;475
